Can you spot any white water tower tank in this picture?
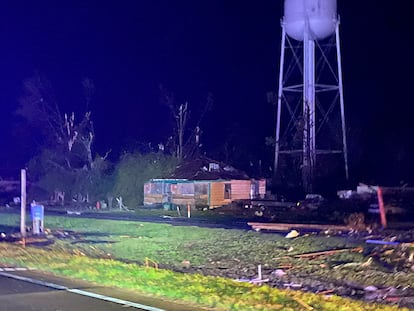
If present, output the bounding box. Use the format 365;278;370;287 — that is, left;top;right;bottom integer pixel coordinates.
284;0;337;41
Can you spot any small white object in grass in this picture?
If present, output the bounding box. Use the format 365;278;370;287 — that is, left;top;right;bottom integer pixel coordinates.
272;269;286;277
181;260;190;268
283;283;302;289
285;230;299;239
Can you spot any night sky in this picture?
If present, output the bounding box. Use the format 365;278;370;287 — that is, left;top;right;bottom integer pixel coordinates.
1;1;413;186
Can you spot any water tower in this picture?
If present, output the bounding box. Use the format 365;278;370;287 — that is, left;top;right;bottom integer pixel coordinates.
274;0;348;193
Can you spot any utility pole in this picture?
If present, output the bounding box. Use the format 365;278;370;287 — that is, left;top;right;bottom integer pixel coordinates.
20;169;26;237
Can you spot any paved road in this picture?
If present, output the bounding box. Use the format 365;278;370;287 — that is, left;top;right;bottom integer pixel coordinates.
0;269;206;311
0;274;154;311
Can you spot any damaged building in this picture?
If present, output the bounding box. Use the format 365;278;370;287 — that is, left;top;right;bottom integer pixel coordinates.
144;158;266;209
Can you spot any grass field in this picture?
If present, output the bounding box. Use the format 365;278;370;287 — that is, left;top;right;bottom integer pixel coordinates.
0;212;412;311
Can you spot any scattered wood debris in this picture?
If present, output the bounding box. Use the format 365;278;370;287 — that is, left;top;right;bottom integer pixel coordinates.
248;222;350;232
293;247;363;259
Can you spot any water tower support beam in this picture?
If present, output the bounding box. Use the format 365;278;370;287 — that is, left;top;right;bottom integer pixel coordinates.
274;25;287;178
303;19;316;193
335;20;349;180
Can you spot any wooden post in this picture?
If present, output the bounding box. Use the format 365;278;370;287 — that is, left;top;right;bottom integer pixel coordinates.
377;186;387;228
187;204;191;218
20;169;26;237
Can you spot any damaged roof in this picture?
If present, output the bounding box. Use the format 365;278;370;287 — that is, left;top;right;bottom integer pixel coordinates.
168;157;250;181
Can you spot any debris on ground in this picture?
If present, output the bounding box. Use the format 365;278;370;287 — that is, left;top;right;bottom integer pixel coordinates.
67;210;82;215
2;200;414;309
247;222;351;232
292;247;363;259
364;234;414;273
285;230;300;239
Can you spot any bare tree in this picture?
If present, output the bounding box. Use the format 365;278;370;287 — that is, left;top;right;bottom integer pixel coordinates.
17;73;65;147
17;73;95;170
159;84;214;159
63;111;95;169
176;102;188;160
16;73;115;205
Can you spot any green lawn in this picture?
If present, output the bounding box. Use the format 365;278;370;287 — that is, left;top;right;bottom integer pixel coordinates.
0;212;411;311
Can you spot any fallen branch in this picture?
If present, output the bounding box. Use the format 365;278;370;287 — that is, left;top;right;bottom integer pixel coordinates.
318;289;335;295
293;247;363;259
333;257;373;269
248;222;350;232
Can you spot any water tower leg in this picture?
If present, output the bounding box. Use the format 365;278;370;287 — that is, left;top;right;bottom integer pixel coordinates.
274;26;286;179
303;21;316;193
336;21;349;180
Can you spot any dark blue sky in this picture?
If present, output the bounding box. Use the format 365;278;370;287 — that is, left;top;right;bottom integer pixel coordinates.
1;1;413;184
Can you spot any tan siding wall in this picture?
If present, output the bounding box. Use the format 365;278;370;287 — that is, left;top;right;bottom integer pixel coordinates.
210;182;229;208
230;180;252;200
171;195;196;207
209;180;251;208
144;194;196;207
143;194;163;205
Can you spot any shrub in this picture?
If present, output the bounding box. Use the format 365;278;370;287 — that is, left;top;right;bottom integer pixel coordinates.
112;152;178;207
